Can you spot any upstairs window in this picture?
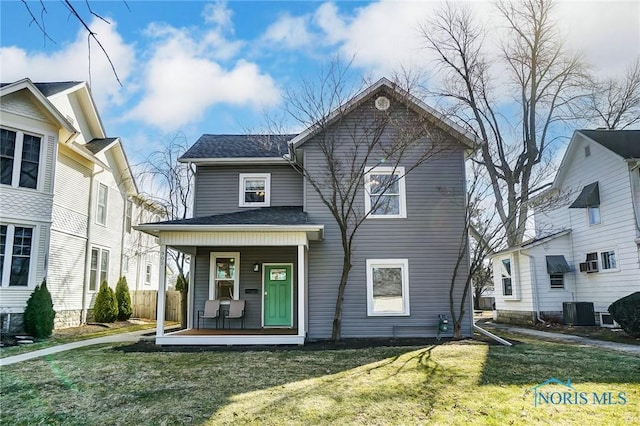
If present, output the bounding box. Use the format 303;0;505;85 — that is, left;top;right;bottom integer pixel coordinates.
364;166;407;218
96;183;108;225
145;264;152;285
125;200;133;233
239;173;270;207
0;128;41;190
588;206;601;225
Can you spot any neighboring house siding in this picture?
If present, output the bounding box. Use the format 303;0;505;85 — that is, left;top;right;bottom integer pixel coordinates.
193;246;298;328
0;96;58;319
48;147;92;320
536;134;639;314
303;103;471;339
194;165;303;216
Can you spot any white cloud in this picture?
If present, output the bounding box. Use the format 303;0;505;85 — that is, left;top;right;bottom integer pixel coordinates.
127;29;280;131
203;1;234;32
0;18;135;109
262;14;314;49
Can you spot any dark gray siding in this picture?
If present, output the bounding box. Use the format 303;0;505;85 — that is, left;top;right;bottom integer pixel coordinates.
304;102;472;339
194;165;303;216
193;246;298;329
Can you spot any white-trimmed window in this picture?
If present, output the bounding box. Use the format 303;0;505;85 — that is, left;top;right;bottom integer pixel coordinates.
1;128;42;190
364;166;407;218
96;183;108;225
239;173;270;207
122;255;129;273
125;200;133;233
89;247;109;291
0;224;34;287
549;274;564;289
600;250;617;270
210;252;240;301
588;206;601;225
501;258;513;296
145;264;152;285
366;259;410;316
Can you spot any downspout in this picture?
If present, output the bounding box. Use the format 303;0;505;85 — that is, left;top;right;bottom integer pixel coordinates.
519;251;545;324
628;161;640;232
81;166;104;324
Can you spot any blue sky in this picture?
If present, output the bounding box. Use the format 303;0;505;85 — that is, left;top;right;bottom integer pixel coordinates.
1;1;639;164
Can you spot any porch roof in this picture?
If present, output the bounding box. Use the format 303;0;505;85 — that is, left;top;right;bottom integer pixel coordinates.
134;206;324;243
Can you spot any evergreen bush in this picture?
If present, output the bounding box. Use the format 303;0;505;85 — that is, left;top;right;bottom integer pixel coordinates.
94;281;118;323
23;280;56;339
608;292;640;337
115;276;133;321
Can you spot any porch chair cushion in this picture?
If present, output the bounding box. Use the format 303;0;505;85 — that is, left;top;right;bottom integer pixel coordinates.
224;300;246;329
197;300;221;329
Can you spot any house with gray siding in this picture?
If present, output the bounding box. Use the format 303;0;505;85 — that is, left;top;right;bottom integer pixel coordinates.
136;78;476;345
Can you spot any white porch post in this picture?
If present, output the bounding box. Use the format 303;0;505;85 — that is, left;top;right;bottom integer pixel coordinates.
297;244;306;338
187;254;195;329
157;244;167;337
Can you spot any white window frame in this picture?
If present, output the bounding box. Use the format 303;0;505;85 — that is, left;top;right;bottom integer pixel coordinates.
239;173;271;207
498;254;519;300
599;249;618;272
145;263;152;285
89;247;110;292
366;259;410;316
96;183;108;226
0;127;43;191
587;206;601;225
549;273;564;289
364;166;407;219
125;199;133;233
209;252;240;302
0;223;37;288
122;255;129;273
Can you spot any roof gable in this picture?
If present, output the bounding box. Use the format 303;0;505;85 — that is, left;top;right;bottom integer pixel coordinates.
289;78;479;150
578;129;640;159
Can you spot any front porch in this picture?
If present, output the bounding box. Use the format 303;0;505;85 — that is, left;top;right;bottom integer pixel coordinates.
135;208;323;346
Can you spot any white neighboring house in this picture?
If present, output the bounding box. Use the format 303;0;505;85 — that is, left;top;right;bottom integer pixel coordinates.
0;79;162;333
492;129;640;326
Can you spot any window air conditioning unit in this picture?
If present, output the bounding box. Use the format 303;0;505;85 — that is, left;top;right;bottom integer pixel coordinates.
578;260;598;273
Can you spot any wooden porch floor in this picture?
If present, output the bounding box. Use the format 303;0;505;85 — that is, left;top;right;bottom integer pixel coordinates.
170;328;299;336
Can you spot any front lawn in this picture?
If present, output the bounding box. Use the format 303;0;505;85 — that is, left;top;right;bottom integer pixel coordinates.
1;336;638;425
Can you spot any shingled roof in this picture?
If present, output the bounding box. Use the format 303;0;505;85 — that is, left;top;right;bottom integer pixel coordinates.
579;129;640;159
145;206;310;226
85;138;119;154
180;134;296;160
33;82;82;97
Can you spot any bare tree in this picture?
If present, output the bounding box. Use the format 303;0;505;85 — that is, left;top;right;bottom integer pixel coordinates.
448;162;507;338
277;64;457;340
137;133;194;278
20;0;128;86
583;57;640;129
421;0;587;247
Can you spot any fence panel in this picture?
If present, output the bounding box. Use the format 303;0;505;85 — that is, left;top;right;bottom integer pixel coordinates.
131;290;182;322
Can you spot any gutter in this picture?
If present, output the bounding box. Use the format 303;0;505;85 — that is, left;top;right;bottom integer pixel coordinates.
628;160;640;232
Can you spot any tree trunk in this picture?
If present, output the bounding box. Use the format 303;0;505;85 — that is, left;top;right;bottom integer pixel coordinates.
331;254;352;341
180;290;188;328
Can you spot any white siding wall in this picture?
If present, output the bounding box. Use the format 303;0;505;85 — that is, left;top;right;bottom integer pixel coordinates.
535;133;640;315
0;93;58;312
121;200;161;290
48;146;92;313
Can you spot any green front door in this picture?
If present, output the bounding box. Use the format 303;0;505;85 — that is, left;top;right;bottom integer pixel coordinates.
263;264;292;327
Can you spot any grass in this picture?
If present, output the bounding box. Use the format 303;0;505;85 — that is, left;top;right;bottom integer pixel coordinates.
1;335;638;425
0;320;159;359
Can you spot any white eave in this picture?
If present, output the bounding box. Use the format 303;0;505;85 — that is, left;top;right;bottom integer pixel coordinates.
491;229;572;257
134;223;324;242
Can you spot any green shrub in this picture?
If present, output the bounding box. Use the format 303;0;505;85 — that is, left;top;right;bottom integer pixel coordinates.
175;273;188;293
94;281;118;323
608;292;640;337
115;276;132;321
23;280;56;339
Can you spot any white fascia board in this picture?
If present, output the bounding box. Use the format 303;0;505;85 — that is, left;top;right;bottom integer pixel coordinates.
134;223;324;239
177;157;288;165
